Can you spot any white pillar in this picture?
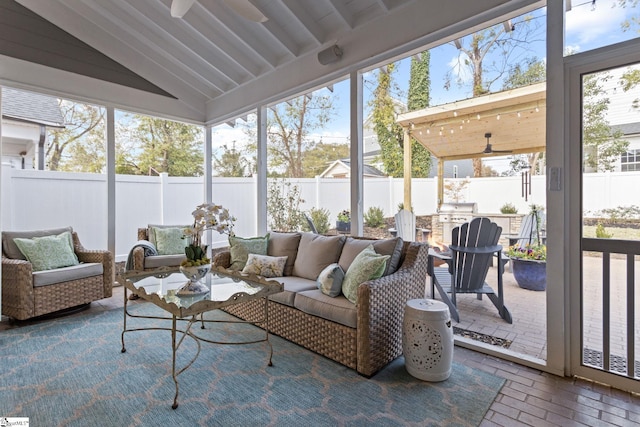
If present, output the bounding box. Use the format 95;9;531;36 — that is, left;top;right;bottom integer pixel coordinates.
106;107;116;259
350;71;363;236
256;106;268;235
159;172;169;223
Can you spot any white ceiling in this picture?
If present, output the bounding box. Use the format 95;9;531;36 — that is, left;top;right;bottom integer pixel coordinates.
5;0;539;125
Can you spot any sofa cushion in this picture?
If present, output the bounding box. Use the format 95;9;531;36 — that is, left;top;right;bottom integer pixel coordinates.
242;254;287;278
316;263;345;297
342;245;389;304
144;254;186;269
148;224;190;247
338;236;403;276
154;227;188;255
267;231;301;276
268;276;317;307
32;262;103;287
13;231;80;272
2;226;73;260
294;289;357;328
229;234;269;271
292;233;345;280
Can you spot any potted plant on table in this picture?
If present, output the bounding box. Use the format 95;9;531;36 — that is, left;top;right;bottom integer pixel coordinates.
336;209;351;233
179;203;236;295
506;204;546;291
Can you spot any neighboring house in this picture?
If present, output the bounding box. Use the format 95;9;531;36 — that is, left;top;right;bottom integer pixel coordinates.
320;159;386;178
614;122;640;172
1;87;65;169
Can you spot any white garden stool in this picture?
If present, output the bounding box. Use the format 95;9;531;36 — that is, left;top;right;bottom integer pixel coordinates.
402;298;453;381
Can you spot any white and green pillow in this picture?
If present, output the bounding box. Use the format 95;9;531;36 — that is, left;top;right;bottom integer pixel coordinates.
229;234;270;270
153;227;188;255
316;263;345;297
341;245;389;304
13;231;80;272
242;254;287;278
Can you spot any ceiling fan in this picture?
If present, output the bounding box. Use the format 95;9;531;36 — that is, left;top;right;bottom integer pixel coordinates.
170;0;268;22
479;132;512;155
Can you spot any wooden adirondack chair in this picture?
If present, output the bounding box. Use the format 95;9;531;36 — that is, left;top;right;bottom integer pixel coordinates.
428;217;512;323
394;210;416;242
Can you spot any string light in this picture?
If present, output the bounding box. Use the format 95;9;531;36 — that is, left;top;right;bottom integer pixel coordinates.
517;111;521;118
535;106;539;113
476;114;481;120
453;111;458;117
496;114;501;120
426;129;430;134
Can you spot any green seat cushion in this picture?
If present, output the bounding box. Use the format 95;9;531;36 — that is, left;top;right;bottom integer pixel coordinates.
341;245;390;304
153;227;188;255
13;231;80;272
229;234;269;270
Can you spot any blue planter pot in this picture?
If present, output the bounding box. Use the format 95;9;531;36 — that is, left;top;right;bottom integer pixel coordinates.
336;221;351;233
511;259;546;291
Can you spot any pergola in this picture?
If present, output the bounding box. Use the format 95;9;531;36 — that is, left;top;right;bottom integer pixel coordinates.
396;82;546;210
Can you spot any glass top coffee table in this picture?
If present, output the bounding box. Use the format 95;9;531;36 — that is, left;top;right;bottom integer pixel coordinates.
116;266;284;409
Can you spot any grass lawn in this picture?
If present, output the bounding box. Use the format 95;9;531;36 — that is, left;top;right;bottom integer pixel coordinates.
582;225;640;240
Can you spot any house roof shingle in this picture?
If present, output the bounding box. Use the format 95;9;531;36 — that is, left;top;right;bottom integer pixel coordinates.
2;87;65;128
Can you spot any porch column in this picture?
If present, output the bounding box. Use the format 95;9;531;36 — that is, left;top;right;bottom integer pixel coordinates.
350;71;363;236
256;105;268;236
403;127;412;210
106;107;116;260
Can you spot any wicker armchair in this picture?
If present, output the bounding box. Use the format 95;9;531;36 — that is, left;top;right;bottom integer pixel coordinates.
2;227;113;320
129;226;187;271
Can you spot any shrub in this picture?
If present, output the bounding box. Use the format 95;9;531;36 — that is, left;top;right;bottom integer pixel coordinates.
500;203;518;214
397;203;413;212
303;207;330;234
267;179;305;232
595;222;613;238
364;206;385;228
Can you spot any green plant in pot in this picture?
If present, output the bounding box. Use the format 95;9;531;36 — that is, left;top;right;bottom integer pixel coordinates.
506;204;546;291
336;209;351;232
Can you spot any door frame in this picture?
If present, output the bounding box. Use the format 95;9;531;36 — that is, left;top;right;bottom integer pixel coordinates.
566;38;640;392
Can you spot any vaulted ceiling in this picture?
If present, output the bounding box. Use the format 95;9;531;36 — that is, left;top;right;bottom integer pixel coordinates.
2;0;537;124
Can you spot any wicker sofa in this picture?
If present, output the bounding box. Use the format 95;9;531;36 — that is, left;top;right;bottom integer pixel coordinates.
1;226;113;320
213;232;429;377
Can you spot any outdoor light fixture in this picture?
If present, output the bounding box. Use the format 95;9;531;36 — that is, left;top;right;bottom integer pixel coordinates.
318;45;343;65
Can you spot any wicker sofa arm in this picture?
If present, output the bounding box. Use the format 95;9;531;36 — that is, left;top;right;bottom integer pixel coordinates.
73;234;114;297
1;256;35;318
356;242;429;376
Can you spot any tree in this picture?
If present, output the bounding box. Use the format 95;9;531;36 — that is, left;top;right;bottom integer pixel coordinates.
407;52;433;176
502;56;546;174
445;16;544;176
47;100;105;171
213;143;250;177
266;94;335;177
370;64;405;176
370;58;433;178
502;56;546;90
121;115;204;176
620;67;640;110
582;73;629;171
301;142;350;177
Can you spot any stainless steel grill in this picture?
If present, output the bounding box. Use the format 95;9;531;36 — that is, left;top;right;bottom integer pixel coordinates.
438;202;478;243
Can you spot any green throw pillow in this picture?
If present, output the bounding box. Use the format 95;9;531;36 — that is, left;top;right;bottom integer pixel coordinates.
154;227;188;255
316;263;345;297
242;254;287;278
341;245;389;304
229;234;269;270
13;231;80;272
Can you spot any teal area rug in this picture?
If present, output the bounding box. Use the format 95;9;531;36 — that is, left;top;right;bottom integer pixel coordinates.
0;305;504;426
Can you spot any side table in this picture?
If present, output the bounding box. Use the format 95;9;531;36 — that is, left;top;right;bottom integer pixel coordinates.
402;298;453;381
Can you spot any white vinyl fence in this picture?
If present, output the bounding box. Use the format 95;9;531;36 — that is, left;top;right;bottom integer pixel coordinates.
2;165;639;261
